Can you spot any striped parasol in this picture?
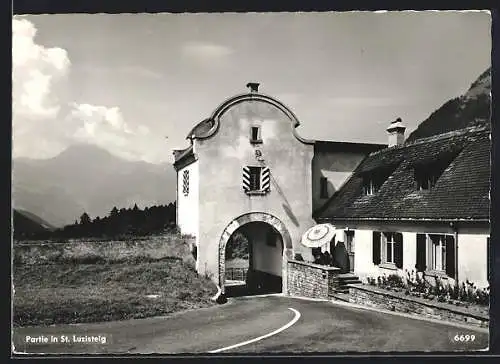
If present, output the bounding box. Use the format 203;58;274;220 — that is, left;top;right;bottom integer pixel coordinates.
300;223;336;248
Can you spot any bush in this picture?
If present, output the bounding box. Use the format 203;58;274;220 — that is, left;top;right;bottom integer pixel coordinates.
386;274;405;288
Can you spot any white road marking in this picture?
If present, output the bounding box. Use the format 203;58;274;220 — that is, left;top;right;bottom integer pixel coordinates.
208;307;301;353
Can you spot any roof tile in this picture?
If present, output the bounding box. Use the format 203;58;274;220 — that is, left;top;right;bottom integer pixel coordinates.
315;126;490;221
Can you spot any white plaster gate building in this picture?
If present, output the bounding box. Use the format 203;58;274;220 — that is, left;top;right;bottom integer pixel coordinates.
173;83;385;296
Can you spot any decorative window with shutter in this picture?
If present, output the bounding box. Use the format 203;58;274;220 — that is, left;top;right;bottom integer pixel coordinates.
182;170;189;196
242;166;270;194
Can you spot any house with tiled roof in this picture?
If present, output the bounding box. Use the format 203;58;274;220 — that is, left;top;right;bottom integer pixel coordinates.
313;120;491;289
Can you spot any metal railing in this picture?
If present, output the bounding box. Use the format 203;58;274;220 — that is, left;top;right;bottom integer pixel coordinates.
225;267;247;282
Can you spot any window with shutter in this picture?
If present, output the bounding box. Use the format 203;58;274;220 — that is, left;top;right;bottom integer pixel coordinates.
418;233;456;278
380;232;403;268
243;166;270;194
372;231;381;265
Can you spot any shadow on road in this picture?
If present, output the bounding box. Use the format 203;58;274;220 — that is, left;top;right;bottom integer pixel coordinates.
225;283;281;298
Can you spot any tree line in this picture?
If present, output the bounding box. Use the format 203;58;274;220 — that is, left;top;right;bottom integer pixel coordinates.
16;203;176;241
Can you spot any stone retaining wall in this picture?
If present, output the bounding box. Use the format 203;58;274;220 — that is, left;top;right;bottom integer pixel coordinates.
287;260;341;299
13;235;197;267
347;284;489;329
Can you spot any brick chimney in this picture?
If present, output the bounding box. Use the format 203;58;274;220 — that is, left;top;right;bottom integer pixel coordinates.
386;117;406;147
246;82;260;93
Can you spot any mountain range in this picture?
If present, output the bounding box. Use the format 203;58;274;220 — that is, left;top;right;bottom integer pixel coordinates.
11;68;490;229
406;67;491;142
12;144;176;227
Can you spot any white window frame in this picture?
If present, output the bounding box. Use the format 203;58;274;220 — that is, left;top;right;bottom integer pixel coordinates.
363;179;376;195
427;234;447;272
363;177;382;196
382;232;396;265
417;173;438;191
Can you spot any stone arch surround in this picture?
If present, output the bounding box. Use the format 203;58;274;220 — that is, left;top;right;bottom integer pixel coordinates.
218;212;293;294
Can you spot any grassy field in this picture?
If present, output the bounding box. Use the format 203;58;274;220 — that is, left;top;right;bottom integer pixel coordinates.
13;259;218;327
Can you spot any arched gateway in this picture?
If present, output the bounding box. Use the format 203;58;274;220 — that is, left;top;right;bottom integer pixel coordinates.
173;83;384;298
219;212;293;295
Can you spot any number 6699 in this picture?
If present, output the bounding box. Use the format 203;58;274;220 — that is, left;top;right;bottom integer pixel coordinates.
453;334;475;342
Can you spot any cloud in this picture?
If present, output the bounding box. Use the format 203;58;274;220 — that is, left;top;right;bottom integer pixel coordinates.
12;18;160;163
68;102;152;159
12;18;70;120
181;41;233;59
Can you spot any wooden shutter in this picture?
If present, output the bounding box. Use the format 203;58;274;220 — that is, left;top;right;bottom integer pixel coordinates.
445;235;455;279
242;167;251;192
372;231;381;265
260;167;270;192
394;233;403;269
487;237;490;283
416;234;427;272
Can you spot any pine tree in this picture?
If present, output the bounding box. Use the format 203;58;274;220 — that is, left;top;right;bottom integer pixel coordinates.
80;212;91;225
110;206;119;217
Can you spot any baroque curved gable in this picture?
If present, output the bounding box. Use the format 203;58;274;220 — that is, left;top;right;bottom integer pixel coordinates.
186;92;314;144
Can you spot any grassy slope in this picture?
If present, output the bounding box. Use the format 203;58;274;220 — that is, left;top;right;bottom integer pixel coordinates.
13;260;218;327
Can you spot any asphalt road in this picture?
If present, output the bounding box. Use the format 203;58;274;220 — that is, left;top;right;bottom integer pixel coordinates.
12;294;488;354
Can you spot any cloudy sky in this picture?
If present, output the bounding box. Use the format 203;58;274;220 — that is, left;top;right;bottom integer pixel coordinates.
12;11;491;164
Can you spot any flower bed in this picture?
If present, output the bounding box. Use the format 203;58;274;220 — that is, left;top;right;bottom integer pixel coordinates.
354;271;489;323
347;284;489;328
366;270;489;308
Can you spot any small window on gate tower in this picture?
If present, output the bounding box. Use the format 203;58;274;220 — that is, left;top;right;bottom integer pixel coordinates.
250;126;262;144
